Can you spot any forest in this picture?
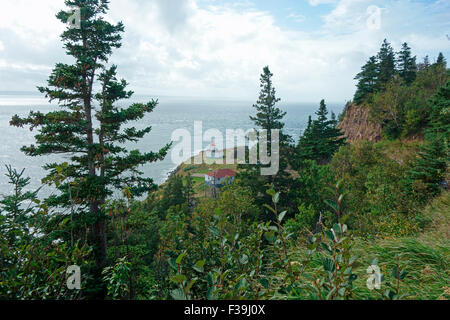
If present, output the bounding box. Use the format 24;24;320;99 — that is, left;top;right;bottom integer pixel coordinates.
1;0;449;301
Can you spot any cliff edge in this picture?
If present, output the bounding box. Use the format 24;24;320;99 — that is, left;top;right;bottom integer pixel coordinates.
338;103;382;143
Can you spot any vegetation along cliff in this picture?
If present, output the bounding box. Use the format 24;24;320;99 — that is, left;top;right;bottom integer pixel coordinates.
1;1;448;302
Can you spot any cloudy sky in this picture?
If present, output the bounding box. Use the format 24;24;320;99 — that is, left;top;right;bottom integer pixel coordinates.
0;0;449;102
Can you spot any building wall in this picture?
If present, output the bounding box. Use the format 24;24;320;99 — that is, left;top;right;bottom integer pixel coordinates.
204;175;235;186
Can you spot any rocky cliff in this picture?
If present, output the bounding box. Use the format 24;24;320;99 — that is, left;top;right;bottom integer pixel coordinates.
338;103;382;143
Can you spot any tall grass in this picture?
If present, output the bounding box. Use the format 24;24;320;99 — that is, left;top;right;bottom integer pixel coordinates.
288;192;449;300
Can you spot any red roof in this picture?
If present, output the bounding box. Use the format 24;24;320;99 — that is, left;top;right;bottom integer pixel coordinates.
206;169;236;178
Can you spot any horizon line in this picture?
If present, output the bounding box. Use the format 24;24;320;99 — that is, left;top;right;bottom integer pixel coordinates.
0;91;350;105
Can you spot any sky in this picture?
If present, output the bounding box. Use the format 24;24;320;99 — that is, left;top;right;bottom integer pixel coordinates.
0;0;449;102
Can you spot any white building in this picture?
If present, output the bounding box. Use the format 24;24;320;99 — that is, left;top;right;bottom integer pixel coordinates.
205;138;224;159
205;169;236;187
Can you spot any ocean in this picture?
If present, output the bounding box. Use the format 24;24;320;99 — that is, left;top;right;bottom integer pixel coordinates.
0;93;344;197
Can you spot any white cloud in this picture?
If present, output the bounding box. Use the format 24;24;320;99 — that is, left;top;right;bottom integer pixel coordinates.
288;13;306;23
0;0;448;102
155;0;192;33
309;0;338;6
0;0;65;47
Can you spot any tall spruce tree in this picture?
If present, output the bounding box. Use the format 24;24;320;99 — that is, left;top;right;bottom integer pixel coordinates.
184;173;195;209
10;0;171;280
238;66;295;216
302;115;313;141
408;80;449;200
354;56;378;104
424;55;430;68
407;137;448;198
294;116;314;166
428;80;450;141
161;175;186;211
397;42;417;85
296;100;346;164
435;52;447;68
376;39;396;90
418;55;431;71
250;66;289;146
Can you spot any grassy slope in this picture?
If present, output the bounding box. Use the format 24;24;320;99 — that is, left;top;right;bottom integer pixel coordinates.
289;191;449;300
338;138;448;299
163;150;242;197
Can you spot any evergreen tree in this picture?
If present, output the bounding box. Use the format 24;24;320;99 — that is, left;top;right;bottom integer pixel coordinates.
160;174;186;214
185;173;195;208
331;111;337;122
435;52;447;68
353;56;378;104
9;0;171;289
0;166;90;299
316;99;328;123
317;100;347;162
407;137;448;197
376;39;396;90
424;55;430;68
407;81;449;200
428;80;450;141
418;55;431;71
302;115;313;140
238;66;294;216
296;100;346;164
250;66;289;146
371;75;409;139
396;42;417;85
295;116;314;165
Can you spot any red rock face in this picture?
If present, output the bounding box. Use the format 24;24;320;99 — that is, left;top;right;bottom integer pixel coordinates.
338;103;382;143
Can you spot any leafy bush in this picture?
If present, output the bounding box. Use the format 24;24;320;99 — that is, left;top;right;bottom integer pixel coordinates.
0;166;90;299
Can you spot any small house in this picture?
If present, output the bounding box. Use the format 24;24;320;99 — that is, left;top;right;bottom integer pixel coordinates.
205;169;236;187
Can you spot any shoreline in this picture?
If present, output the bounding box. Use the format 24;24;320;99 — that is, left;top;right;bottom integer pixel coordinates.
160;146;247;185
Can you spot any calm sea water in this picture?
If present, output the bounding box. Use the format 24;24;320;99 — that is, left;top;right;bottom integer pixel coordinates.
0;93;344;197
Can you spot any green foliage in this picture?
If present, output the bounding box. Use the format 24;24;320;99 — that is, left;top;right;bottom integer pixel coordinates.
407;136;448;201
296;100;346;165
276;183;357;300
159;175;187;216
352;39;449;140
376;39;397;90
9;0;171;285
428;79;450;140
238;66;295;214
436;52;447;68
354;39;397;104
330;141;421;237
354;56;378;105
104;191;161;299
301;223;358;300
378;255;409;300
357;237;449;300
370;75;410;139
0;166;90;299
353;40;448;138
102;257;131;300
285;204;317;240
397;42;417;85
185;173;195;209
289;160;334;227
250;66;288;144
3;11;449;301
372;64;448;139
155;184;266;300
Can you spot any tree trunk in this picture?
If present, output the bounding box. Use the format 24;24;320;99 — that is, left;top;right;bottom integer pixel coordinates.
92;209;107;268
82;48;106;271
